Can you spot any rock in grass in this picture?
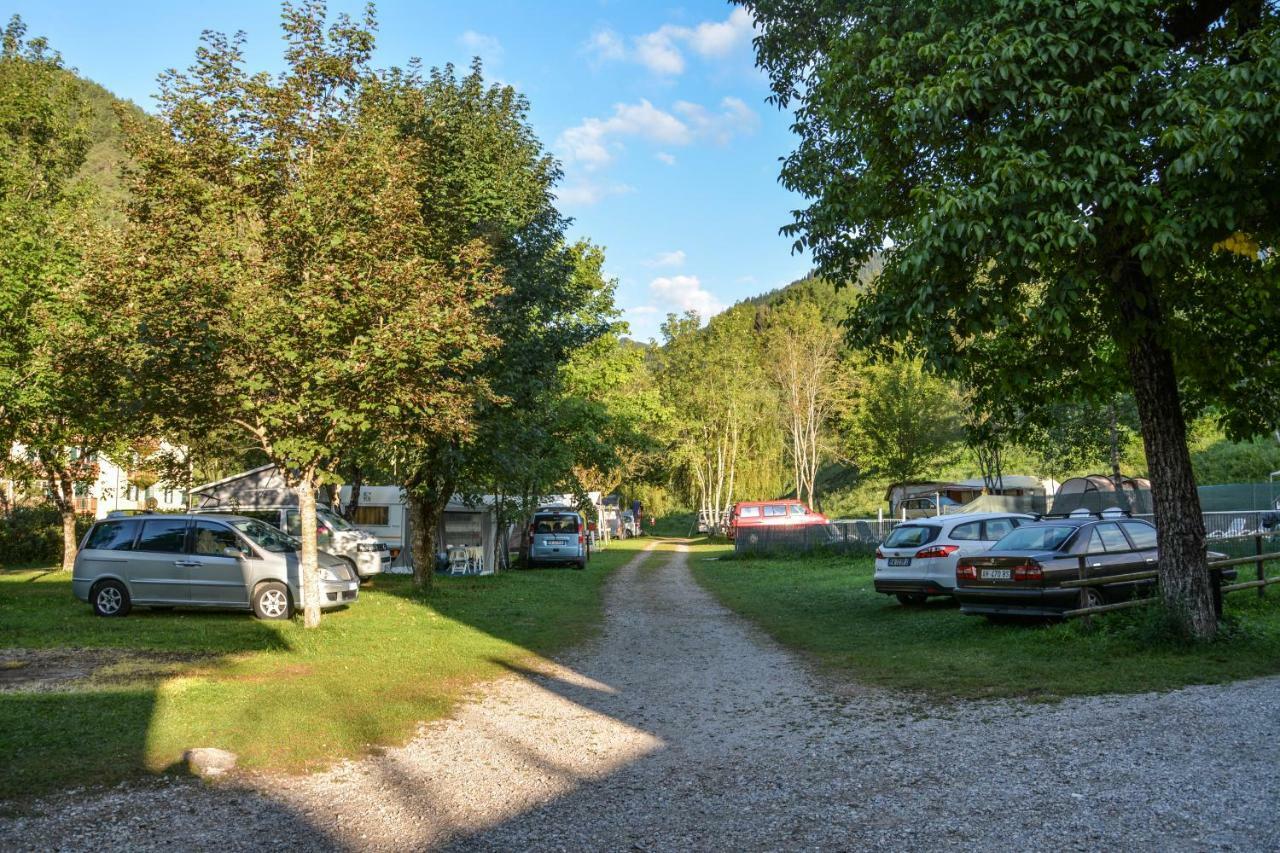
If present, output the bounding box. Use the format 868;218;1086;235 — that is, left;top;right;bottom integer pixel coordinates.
184;747;237;778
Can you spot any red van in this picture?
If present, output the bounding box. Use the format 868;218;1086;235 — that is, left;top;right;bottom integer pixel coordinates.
728;500;829;540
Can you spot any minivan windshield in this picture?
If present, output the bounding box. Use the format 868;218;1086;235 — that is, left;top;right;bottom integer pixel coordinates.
992;525;1076;552
231;518;298;553
884;525;940;547
317;507;355;531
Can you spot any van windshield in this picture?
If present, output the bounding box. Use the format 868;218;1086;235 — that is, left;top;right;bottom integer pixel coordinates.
317;507;355;531
231;518;298;553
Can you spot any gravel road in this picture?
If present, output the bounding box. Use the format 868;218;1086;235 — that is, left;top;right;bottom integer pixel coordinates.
3;541;1278;851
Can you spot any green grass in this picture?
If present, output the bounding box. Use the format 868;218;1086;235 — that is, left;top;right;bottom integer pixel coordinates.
690;544;1280;700
0;540;649;802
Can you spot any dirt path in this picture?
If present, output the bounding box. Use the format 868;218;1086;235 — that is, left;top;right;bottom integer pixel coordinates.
3;541;1278;851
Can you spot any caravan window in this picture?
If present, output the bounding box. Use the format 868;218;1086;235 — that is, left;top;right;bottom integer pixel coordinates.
353;505;389;526
763;505;788;517
738;506;760;518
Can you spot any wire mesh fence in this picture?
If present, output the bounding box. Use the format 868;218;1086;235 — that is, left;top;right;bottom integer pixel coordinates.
732;520;905;556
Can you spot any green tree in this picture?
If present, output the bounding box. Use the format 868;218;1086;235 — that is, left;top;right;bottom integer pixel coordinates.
118;3;501;624
0;17;136;569
377;66;604;587
745;0;1280;638
846;358;962;485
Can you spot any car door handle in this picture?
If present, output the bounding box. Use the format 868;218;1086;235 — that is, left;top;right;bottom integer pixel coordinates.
1090;563;1102;568
1145;558;1156;563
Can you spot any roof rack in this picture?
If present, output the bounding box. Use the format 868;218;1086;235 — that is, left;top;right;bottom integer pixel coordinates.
1038;508;1133;520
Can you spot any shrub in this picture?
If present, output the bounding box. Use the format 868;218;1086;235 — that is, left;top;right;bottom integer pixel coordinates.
0;506;93;567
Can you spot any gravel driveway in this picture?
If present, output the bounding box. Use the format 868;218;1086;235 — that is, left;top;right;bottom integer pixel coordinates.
3;541;1277;851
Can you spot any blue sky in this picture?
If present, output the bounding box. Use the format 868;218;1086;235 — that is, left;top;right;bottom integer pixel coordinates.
11;1;812;341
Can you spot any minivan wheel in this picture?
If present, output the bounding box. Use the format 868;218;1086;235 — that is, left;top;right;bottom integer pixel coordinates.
252;582;292;620
895;592;928;606
92;580;131;617
574;557;586;571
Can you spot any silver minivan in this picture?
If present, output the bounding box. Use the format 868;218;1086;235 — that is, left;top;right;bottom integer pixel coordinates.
72;514;360;619
527;509;588;569
196;504;390;580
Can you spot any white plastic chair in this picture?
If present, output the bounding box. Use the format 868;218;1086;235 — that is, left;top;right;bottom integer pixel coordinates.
447;546;469;575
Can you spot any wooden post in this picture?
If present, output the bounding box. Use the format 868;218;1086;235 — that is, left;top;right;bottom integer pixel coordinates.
1077;555;1090;627
1257;534;1266;600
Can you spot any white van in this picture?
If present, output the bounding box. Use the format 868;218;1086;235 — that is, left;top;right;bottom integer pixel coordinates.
196;504;389;580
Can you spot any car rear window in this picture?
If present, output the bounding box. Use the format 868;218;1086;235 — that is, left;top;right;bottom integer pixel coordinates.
85;519;139;551
884;525;940;547
738;506;760;518
992;525;1075;552
534;515;579;534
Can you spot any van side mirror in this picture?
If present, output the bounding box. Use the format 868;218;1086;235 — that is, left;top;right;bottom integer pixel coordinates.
224;546;246;559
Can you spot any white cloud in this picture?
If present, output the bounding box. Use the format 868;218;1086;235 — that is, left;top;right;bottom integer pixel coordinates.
675;97;760;144
645;250;686;268
655;151;676;166
649;275;724;319
584;28;625;62
557;97;756;171
628;305;660;315
686;8;756;58
591;9;757;76
457;31;503;63
555;179;634;207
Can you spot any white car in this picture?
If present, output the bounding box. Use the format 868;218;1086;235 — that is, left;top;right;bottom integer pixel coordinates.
873;512;1035;605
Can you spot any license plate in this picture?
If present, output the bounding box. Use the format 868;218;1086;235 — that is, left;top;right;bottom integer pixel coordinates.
981;569;1011;580
887;557;911;567
549;539;566;546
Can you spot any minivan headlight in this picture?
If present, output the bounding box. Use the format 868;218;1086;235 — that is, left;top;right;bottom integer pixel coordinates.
319;567;343;582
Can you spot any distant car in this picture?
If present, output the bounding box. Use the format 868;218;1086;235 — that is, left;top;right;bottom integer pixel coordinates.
527;509;588;569
896;495;961;519
874;512;1034;605
620;510;639;538
954;514;1230;619
728;500;829;541
73;513;359;619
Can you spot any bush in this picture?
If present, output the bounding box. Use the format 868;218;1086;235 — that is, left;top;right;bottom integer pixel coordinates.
0;506;93;567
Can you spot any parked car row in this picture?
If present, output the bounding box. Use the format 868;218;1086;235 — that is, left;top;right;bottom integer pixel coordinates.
874;509;1226;619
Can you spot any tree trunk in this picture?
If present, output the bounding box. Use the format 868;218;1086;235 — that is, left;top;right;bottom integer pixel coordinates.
342;466;365;522
1122;295;1214;639
408;492;445;590
60;508;78;572
297;477;321;628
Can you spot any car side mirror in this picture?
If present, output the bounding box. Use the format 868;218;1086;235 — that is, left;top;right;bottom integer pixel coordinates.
224;546;246;559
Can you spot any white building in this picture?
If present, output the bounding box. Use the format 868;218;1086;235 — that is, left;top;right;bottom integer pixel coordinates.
3;443;187;518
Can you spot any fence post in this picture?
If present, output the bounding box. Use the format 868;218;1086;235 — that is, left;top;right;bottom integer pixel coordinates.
1077;555;1090;627
1257;534;1266;600
1211;567;1223;619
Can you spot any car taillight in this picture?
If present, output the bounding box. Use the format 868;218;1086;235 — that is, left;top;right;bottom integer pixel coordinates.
915;544;960;559
875;547;884;560
578;534;584;545
956;562;977;581
1013;562;1043;582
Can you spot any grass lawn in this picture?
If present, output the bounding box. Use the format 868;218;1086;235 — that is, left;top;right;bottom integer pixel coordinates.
690;543;1280;700
0;539;648;802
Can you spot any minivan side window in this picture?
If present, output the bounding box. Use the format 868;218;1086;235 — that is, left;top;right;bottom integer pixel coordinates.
763;505;788;517
738;506;760;518
193;521;249;557
950;522;981;541
85;519;140;551
136;518;189;553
